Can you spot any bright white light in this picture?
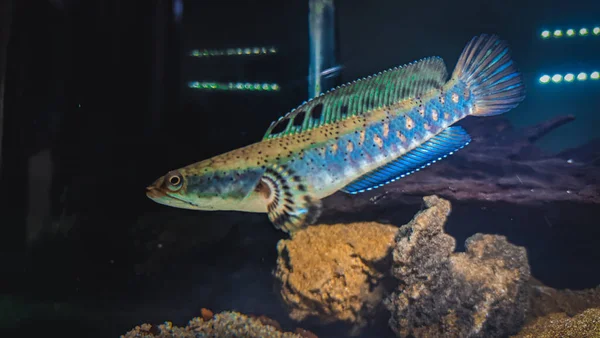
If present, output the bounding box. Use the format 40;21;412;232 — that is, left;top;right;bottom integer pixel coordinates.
540;71;600;84
564;73;575;82
542;27;600;38
552;74;563;83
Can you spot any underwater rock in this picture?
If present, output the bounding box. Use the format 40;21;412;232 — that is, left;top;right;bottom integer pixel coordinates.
513;307;600;338
527;277;600;320
120;309;317;338
385;195;531;338
274;221;398;334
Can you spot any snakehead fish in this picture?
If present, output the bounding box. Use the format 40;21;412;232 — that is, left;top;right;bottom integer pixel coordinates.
146;34;525;234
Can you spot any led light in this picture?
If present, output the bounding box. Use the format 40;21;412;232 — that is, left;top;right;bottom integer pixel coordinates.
577;72;587;81
591;72;600;80
539;75;551;83
552;74;563;83
542;27;600;38
188;81;280;91
564;73;575;82
189;47;277;57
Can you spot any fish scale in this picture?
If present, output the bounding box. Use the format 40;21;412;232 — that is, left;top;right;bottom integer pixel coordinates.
289;81;474;198
147;34;525;234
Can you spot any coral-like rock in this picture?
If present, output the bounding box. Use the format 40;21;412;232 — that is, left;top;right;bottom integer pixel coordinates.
120;310;317;338
513;308;600;337
274;221;398;334
385;195;531;338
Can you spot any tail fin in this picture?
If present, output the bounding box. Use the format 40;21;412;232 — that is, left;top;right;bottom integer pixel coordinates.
451;34;525;116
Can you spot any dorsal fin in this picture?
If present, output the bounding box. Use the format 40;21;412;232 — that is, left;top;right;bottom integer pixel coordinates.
341;126;471;194
263;56;448;140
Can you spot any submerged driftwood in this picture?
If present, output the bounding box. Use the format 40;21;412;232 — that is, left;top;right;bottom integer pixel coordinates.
325;115;599;213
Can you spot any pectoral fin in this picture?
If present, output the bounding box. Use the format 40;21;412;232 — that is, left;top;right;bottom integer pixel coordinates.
258;165;322;234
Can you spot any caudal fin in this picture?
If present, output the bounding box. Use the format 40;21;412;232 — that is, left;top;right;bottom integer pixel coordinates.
451;34;525;116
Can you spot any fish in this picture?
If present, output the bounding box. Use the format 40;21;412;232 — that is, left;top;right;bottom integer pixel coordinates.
146;34;525;234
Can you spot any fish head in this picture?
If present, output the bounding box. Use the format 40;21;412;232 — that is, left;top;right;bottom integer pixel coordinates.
146;161;268;213
146;169;198;210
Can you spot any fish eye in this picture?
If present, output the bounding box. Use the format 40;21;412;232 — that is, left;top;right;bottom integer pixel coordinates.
169;175;180;185
166;171;183;191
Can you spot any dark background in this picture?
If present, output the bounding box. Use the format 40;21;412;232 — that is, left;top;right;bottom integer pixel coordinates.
1;0;599;337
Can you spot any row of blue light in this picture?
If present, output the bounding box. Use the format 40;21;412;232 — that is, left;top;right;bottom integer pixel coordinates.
541;27;600;38
539;71;600;84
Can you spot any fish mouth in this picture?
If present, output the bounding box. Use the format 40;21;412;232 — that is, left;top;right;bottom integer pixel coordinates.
146;185;199;209
146;185;167;199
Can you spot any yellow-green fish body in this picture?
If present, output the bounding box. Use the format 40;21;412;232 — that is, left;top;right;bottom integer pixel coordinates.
147;34;525;233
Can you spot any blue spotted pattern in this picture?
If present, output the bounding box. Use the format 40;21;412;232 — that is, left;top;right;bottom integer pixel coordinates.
341;126;471;194
286;81;475;194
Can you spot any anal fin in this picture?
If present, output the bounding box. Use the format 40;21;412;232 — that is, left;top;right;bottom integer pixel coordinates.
341;126;472;194
259;164;322;234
